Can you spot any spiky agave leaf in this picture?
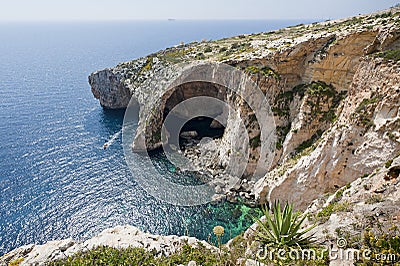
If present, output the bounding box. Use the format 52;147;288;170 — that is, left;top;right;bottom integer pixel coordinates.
252;201;316;248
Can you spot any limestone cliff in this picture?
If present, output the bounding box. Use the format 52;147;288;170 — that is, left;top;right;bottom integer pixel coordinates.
2;7;400;266
88;8;400;209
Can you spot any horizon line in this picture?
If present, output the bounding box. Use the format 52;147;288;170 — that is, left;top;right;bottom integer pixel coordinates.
0;17;329;23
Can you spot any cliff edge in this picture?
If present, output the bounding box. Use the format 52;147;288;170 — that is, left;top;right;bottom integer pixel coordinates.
89;8;400;210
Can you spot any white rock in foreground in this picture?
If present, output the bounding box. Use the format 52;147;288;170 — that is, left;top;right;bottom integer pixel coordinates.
0;225;215;266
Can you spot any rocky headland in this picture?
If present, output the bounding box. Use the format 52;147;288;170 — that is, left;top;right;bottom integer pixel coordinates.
89;7;400;209
2;7;400;266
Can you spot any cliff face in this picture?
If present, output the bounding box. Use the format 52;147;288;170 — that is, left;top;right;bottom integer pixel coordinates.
255;56;400;209
2;8;400;266
230;155;400;266
89;9;400;209
89;69;132;109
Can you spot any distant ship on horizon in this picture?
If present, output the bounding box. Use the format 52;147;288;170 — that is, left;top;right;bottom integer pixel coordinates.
168;18;176;21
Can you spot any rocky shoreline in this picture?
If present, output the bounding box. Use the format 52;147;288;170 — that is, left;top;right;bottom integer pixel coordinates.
2;7;400;266
182;139;258;205
2;154;398;265
89;6;400;209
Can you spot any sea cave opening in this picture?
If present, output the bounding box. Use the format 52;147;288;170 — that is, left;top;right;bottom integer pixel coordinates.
161;81;228;150
179;116;225;148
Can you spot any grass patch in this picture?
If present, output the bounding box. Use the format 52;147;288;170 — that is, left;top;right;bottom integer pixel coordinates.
49;244;224;266
316;201;353;223
355;97;379;113
294;130;323;155
272;81;346;122
353;95;381;129
245;65;280;80
385;159;393;168
365;195;384;204
374;49;400;62
161;47;194;63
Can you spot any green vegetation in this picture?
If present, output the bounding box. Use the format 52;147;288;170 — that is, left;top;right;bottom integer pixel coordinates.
294;130;324;155
216;42;255;60
306;82;347;123
230;42;251;52
142;56;153;71
314;186;352;222
334;227;362;249
272;84;305;118
315;36;336;57
388;132;397;141
353;95;381;129
218;47;227;53
355;97;379;113
161;47;194;63
195;52;206;60
355;227;400;265
244;65;281;80
272;81;346;122
250;133;261;149
306;81;336;97
272;81;346;153
252;201;316;248
310;184;353;223
252;202;329;265
137;56;154;75
152;128;161;143
361;173;370;179
385;159;393;168
9;258;24;266
334;183;351;199
365;195;384;204
374;49;400;62
374;11;393;19
204;46;213;53
316;201;352;223
275;124;291;150
49;244;224;266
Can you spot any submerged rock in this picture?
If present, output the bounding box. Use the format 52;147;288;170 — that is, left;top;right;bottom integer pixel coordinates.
180;130;198;139
89;9;400;209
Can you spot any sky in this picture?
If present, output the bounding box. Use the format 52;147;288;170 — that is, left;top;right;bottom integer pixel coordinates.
0;0;398;21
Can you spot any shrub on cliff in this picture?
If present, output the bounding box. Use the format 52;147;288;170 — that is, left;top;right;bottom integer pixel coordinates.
253;201;316;248
48;243;229;266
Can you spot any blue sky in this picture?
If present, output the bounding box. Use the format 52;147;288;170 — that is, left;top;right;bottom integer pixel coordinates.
0;0;398;21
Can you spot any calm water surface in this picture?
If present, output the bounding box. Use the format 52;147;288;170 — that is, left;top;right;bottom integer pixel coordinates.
0;19;310;254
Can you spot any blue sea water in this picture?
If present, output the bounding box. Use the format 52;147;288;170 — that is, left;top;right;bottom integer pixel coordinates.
0;19;311;255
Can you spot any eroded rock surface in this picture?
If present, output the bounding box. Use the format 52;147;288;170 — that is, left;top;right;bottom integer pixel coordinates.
90;8;400;209
0;225;215;266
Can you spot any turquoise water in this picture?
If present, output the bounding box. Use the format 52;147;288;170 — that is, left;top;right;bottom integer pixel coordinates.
0;20;309;255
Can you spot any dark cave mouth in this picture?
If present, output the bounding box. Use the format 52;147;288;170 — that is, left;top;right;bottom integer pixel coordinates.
160;81;229;150
179;116;225;148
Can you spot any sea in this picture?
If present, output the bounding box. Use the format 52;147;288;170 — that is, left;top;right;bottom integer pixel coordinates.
0;19;311;255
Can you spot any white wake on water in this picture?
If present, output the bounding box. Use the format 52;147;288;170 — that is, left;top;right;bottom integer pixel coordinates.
104;129;122;148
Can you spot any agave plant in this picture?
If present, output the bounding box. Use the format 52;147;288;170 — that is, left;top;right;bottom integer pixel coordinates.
253;201;316;248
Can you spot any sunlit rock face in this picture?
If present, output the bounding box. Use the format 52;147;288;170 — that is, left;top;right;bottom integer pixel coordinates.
89;9;400;209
